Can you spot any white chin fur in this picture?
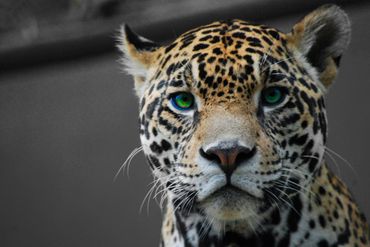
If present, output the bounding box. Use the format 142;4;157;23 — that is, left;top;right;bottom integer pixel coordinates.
200;187;261;221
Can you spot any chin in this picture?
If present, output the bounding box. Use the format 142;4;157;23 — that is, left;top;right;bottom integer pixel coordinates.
199;186;263;222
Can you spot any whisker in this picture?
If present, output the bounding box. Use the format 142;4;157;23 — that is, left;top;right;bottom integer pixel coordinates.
113;146;143;181
324;150;341;177
140;178;160;214
273;187;302;217
261;55;296;74
274;177;316;199
323;145;358;178
259;47;273;70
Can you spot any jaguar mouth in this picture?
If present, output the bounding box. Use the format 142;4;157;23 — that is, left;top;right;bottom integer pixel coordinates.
209;184;258;200
196;174;264;202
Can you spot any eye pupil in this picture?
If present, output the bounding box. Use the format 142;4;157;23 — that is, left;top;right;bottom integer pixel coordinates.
266;89;280;101
171;92;194;110
261;87;285;106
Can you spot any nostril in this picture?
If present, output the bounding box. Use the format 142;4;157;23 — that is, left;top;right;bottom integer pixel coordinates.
199;148;221;164
235;146;257;165
200;145;257;167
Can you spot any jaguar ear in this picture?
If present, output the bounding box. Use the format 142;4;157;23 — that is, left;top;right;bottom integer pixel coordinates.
287;4;351;89
118;24;161;97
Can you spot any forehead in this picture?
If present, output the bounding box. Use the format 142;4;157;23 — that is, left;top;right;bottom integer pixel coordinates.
177;20;285;51
156;20;289;78
155;20;288;93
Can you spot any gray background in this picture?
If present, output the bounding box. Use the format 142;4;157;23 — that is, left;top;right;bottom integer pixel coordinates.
1;2;369;247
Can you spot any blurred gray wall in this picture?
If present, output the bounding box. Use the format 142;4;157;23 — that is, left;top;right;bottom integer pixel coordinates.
0;3;369;247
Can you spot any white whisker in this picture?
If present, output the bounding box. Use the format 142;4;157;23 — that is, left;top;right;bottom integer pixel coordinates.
113;146;143;181
323;145;358;178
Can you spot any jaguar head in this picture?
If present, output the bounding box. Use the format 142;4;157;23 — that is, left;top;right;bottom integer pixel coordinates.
118;4;350;226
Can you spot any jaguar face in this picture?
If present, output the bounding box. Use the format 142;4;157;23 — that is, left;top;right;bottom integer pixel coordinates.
119;5;350;226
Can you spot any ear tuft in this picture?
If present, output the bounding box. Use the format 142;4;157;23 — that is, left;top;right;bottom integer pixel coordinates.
288;4;351;88
117;24;161;97
117;24;160;77
123;24;160;52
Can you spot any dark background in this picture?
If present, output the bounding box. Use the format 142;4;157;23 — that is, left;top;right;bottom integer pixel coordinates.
0;1;369;246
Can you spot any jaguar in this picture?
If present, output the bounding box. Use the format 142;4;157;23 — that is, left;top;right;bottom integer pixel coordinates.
118;4;370;246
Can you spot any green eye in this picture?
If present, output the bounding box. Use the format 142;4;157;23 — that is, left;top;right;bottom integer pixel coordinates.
261;87;286;106
170;92;194;111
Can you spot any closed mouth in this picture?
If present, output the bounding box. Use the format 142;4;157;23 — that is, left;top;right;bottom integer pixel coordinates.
209;184;258;200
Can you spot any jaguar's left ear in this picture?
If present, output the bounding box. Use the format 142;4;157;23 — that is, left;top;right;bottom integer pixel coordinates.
287;4;351;89
118;24;161;97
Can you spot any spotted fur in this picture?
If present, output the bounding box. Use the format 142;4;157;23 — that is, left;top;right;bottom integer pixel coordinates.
119;4;369;247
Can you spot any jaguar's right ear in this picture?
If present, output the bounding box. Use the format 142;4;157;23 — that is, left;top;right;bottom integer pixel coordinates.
286;5;351;91
118;24;161;97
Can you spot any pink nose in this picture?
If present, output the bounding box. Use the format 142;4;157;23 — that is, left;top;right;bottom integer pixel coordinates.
208;148;243;166
200;144;257;176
